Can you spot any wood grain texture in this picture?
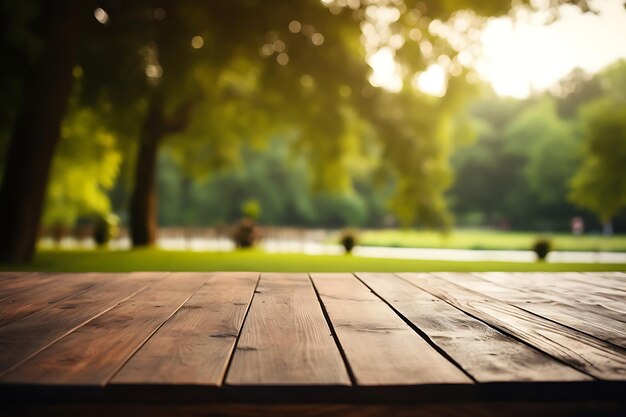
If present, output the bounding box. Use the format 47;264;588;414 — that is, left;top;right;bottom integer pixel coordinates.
356;272;587;382
0;272;164;377
2;273;210;385
398;273;626;380
226;273;351;386
0;271;625;409
0;273;108;327
580;272;626;292
311;273;471;386
475;272;626;322
437;273;626;348
0;273;56;301
113;272;259;385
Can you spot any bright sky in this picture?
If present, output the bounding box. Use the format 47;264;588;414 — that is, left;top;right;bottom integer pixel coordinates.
367;0;626;98
477;0;626;98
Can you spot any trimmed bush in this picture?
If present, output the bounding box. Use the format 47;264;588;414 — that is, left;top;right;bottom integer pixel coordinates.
340;231;357;254
532;238;552;261
232;218;257;248
93;214;119;247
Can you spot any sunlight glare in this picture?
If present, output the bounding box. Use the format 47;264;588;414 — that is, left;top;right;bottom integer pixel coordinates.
477;0;626;98
367;47;402;92
413;64;447;97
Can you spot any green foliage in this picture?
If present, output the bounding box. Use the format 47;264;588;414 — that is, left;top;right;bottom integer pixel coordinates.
506;98;581;208
83;0;565;232
241;199;261;220
569;98;626;224
568;60;626;226
2;0;597;239
157;142;383;228
43;103;122;226
450;90;584;230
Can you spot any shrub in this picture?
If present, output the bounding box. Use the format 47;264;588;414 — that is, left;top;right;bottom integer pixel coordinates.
232;217;257;248
532;238;552;261
241;199;261;220
340;231;357;254
93;214;119;247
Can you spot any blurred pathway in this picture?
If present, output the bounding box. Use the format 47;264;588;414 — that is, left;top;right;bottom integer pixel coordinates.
260;240;626;264
41;237;626;263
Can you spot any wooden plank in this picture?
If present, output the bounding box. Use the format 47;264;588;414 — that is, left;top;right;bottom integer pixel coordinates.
0;273;57;301
0;272;164;377
475;272;626;322
437;273;626;348
356;272;587;382
516;272;626;308
113;272;259;385
0;273;109;327
311;273;471;386
398;273;626;380
581;272;626;292
472;272;626;326
2;272;210;385
226;273;351;385
0;272;26;280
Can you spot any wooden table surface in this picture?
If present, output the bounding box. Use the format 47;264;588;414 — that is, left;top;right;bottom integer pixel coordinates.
0;271;624;416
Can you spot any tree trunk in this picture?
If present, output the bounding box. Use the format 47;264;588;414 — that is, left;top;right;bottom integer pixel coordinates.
130;97;165;247
129;93;201;248
0;0;81;264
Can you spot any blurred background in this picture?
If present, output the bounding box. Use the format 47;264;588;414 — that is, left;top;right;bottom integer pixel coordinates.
1;0;625;269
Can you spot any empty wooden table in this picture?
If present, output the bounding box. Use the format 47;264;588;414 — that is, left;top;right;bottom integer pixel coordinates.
0;271;624;416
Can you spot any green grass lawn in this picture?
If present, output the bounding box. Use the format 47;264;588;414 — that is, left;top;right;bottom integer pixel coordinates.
357;229;626;252
1;249;624;272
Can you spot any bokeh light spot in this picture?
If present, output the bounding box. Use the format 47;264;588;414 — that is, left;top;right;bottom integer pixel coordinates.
311;33;325;46
277;53;289;65
414;64;447;97
260;43;274;57
191;36;204;49
289;20;301;33
273;39;286;52
94;8;109;25
145;64;163;79
300;74;314;88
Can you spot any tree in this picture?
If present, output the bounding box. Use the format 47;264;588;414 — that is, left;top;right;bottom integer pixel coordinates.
450;90;585;230
0;0;593;262
505;98;580;220
449;90;528;226
0;0;82;263
42;101;122;228
569;98;626;232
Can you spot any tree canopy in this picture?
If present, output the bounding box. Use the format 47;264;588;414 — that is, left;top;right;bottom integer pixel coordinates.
569;60;626;228
0;0;602;262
